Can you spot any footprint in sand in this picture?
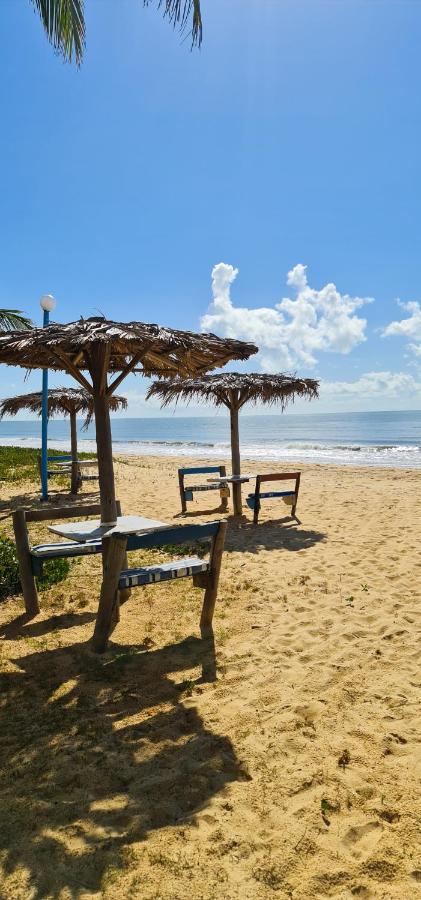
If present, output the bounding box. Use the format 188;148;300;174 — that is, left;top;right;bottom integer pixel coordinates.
343;821;383;859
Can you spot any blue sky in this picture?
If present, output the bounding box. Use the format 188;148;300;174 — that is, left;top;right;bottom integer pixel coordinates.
1;0;421;416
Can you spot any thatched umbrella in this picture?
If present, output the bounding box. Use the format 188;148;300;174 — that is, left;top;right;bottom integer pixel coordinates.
0;317;257;524
0;388;127;494
147;373;319;515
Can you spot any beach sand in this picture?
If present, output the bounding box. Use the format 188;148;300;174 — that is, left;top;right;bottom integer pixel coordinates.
0;455;420;899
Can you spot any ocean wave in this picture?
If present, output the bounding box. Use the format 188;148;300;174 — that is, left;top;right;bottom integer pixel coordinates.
1;435;420;468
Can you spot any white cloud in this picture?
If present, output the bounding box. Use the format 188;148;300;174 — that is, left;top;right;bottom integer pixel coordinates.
201;262;372;371
322;370;421;398
382;300;421;357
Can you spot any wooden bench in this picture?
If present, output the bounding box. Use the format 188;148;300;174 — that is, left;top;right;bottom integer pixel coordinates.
246;473;300;524
178;465;229;514
13;501;122;616
37;454;99;494
92;520;227;653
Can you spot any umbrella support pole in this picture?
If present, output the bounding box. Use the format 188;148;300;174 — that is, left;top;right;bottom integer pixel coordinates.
92;383;118;526
230;403;242;516
69;410;80;495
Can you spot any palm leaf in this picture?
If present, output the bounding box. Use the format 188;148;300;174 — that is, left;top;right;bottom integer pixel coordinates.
30;0;85;65
0;310;33;332
144;0;202;46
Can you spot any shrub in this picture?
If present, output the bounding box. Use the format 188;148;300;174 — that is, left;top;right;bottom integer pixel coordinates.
0;535;21;600
0;535;70;601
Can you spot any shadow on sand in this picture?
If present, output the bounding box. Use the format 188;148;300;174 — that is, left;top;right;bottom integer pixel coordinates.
0;632;245;897
0;489;100;522
223;515;327;554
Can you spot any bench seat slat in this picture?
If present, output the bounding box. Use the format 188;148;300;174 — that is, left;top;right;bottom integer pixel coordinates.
31;540;102;559
118;556;209;589
246;490;296;509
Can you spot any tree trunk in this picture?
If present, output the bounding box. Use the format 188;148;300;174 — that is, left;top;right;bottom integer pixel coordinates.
230;403;242;516
70;410;79;495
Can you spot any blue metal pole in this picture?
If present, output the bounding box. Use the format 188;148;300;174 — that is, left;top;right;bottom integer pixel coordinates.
40;308;49;501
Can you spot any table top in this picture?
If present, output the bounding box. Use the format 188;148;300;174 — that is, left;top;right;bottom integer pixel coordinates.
48;514;169;543
207;474;255;484
54;459;98;468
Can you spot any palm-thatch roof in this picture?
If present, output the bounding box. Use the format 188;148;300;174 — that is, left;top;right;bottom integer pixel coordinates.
0;317;257;382
0;388;127;429
147;372;319;410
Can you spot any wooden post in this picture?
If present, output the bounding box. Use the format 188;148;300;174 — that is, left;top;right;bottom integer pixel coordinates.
178;469;187;514
89;348;118;526
200;521;227;633
12;508;40;617
229;396;242;516
69;409;80;495
219;465;229;512
253;476;261;525
92;533;128;653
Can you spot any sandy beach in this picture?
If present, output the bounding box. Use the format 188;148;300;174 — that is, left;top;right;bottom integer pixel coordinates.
0;454;420;899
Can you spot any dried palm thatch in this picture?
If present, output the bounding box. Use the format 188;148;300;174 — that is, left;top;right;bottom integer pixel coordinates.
0;317;257;525
0;316;257;380
147;372;319;410
148;373;319;515
0;387;127;428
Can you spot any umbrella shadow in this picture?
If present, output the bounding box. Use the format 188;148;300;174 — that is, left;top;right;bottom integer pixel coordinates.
0;490;100;522
0;634;244;898
224;517;327;555
0;610;97;640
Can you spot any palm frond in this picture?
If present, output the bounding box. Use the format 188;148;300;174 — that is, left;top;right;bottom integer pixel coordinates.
144;0;202;46
0;309;33;332
30;0;85;66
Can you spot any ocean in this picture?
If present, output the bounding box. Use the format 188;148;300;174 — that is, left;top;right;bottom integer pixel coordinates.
0;410;420;469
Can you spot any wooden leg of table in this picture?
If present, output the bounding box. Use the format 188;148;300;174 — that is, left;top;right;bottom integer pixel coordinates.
178;472;187;514
12;509;40;617
200;522;227;633
92;534;127;653
118;552;131;606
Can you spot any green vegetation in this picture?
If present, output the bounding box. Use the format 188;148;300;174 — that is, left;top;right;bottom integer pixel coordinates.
0;535;20;599
0;445;95;485
0;308;32;331
0;534;71;601
30;0;202;67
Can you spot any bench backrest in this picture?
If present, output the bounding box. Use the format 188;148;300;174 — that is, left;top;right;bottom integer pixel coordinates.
48;455;72;462
126;520;221;552
255;472;300;492
254;472;301;501
179;466;224;477
23;501;121;525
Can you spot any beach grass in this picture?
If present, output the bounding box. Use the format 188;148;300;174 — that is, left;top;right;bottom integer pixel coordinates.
0;445;96;485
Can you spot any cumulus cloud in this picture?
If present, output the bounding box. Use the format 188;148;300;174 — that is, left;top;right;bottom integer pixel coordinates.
382;300;421;356
322;371;421;398
201;262;372;370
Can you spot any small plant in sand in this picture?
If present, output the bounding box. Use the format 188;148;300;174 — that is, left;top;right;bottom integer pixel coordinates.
361;583;369;592
338;749;351;769
320;797;340;826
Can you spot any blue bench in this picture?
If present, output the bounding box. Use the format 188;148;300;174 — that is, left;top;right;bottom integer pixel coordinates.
246;472;301;524
178;465;229;514
12;502;122;616
92;520;227;653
